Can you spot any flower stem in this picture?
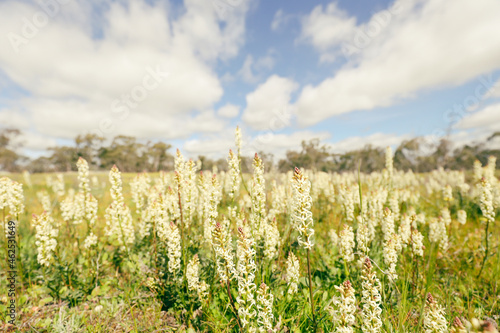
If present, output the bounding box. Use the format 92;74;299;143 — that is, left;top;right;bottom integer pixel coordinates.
306;248;316;327
226;277;242;330
477;220;490;278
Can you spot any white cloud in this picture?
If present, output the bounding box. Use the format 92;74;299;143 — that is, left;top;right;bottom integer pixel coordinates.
299;2;356;62
217;103;240;118
0;0;249;141
247;130;331;159
329;133;410;153
238;53;276;83
271;9;294;31
183;136;234;159
0;109;30;129
239;55;259;83
12;132;58;153
184;129;331;160
242;75;298;130
455;103;500;132
255;53;275;71
295;0;500;126
484;78;500;100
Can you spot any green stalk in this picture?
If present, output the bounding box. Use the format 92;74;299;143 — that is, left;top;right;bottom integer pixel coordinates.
225;269;242;330
343;260;350;279
477;219;490;278
306;248;316;328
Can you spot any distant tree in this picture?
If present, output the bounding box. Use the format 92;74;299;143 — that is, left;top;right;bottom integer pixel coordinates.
28;156;55;173
48;146;79;172
146;141;173;172
336;145;385;173
198;155;227;172
75;133;105;168
0;128;24;172
99;135;147;172
241;151;274;174
431;138;452;169
394;138;421;171
7;129;500;174
258;151;274;173
278;139;331;172
198;155;209;171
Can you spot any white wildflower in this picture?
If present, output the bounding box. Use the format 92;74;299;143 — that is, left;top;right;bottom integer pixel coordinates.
385;146;393;182
411;229;424;257
331;280;356;333
236;227;257;329
263;219;280;260
329;229;339;248
37;190;52;212
338;184;355;223
361;258;382;333
339;224;355;263
383;233;400;281
286;252;300;294
166;222;182;276
398;214;412;246
291;167;315;250
381;208;395;241
204;174;221;244
441;208;451;227
227;149;241;199
256;283;274;332
22;170;32;188
104;165;135;249
457;210;466;225
32;211;58;267
76;157;90;194
211;221;236;282
251;154;267;241
52;173;65;197
473;160;483;182
83;232;98;249
131;172;150;215
429;217;448;251
479;178;495;224
423;293;448;333
186;254;201;292
235;126;242;158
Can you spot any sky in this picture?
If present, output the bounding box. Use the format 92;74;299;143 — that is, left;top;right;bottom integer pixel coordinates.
0;0;500;160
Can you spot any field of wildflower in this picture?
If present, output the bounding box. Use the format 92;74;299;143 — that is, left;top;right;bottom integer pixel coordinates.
0;128;499;332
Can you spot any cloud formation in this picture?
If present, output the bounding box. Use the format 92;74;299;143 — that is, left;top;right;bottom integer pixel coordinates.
0;0;249;147
295;0;500;126
242;75;298;130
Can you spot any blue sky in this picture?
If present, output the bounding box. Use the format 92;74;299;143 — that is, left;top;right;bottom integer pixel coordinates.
0;0;499;159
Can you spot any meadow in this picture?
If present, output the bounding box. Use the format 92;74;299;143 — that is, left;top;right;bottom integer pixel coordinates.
0;129;499;332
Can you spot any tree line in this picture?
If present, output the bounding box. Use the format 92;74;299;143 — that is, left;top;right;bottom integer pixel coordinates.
1;128;499;173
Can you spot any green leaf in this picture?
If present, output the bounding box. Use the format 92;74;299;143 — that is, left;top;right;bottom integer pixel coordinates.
39;296;53;307
59;286;68;296
322;290;329;302
41;318;52;327
18;295;28;306
315;275;321;286
91;286;101;298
